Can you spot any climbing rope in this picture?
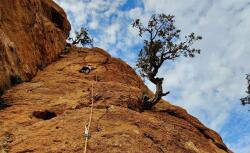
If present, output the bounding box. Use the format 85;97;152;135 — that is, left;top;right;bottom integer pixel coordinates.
83;73;97;153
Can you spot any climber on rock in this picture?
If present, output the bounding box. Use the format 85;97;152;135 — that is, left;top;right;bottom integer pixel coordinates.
79;64;93;74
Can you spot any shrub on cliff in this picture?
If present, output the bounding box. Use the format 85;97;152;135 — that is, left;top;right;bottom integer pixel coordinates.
68;27;93;47
241;74;250;105
132;13;202;110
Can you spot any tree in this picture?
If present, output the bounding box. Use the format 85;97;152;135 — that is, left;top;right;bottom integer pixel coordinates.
68;27;93;47
240;74;250;105
132;13;202;110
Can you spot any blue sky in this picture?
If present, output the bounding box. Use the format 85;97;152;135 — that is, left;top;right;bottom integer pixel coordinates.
54;0;250;152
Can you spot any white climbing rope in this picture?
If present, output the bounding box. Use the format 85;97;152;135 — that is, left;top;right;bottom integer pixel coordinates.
83;73;97;153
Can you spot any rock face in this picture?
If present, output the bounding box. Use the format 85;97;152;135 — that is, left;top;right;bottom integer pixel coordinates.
0;46;232;153
0;0;70;94
0;1;232;153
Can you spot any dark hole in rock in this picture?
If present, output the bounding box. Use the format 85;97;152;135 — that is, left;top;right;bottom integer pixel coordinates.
10;75;22;85
51;8;64;30
41;2;64;31
32;110;57;120
37;62;46;70
0;89;4;97
0;98;10;110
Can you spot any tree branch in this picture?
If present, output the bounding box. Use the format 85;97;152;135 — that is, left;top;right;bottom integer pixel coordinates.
162;91;170;96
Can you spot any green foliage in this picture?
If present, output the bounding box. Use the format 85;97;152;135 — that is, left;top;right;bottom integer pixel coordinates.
10;75;22;85
241;74;250;105
133;13;202;79
68;27;93;47
132;13;202;109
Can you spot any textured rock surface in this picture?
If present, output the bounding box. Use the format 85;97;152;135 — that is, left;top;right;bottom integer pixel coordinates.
0;0;70;93
0;47;232;153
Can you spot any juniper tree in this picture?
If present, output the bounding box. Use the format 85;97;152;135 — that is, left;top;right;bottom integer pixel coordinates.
240;74;250;105
68;27;93;47
132;13;202;110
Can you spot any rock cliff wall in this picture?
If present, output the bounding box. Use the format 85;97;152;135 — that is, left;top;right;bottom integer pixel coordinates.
0;0;70;94
0;47;232;153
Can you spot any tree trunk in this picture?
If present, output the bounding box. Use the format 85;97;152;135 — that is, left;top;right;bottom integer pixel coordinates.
72;38;80;45
141;77;169;110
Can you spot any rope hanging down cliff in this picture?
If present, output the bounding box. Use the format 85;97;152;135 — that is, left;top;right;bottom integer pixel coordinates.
83;73;97;153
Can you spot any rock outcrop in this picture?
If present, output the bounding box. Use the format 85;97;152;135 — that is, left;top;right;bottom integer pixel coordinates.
0;0;70;94
0;1;232;153
0;46;232;153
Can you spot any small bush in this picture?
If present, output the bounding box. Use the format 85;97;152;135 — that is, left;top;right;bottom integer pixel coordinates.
10;75;22;85
68;27;93;47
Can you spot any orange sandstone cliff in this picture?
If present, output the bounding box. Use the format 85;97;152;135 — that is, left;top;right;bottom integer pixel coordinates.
0;0;232;153
0;0;70;94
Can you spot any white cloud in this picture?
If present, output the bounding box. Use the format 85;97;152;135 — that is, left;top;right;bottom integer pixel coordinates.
89;19;99;29
229;133;250;153
128;7;143;19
